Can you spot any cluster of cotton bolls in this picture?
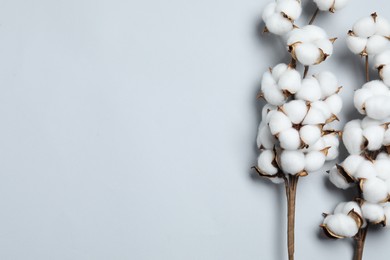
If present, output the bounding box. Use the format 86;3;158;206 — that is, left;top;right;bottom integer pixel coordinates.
262;0;302;35
346;13;390;56
313;0;349;13
256;63;342;182
287;25;335;65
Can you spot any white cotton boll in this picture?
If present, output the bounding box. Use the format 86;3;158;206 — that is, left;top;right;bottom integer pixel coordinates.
316;71;339;98
353;16;377;38
268;111;292;135
346;35;367;54
257;150;278;175
272;63;288;80
276;0;302;20
323;134;340;160
384;205;390;227
342;202;363;216
374;50;390;68
374;159;390;181
379;66;390;86
383;129;390;146
262;2;277;21
278;68;302;94
302;107;327;125
313;0;333;11
282;100;308;124
305;137;325;153
363;125;385;151
265;109;278;124
280;150;305;174
323;214;359;238
355;160;377;179
366;35;389;55
375;16;390;36
342;124;364;155
329;166;353;189
257;124;276;149
361;116;383;128
295;77;322;102
300;125;321;146
262;104;276;119
341;155;365;177
305;151;326;172
304;25;328;41
344;119;362;130
314;38;333;56
363;80;389;95
365;96;390;120
294;43;322;65
361;202;385;223
266;13;294;35
263;87;286;106
386;178;390;194
325;94;343;115
311;101;332;120
261;70;276;89
278;128;301;150
362;178;389;203
333;0;350;10
354;88;373;114
334;202;347;214
377;152;390;160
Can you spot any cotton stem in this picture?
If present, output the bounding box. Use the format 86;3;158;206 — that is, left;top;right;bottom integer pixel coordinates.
309;8;320;25
365;55;370;82
354;225;369;260
285;174;299;260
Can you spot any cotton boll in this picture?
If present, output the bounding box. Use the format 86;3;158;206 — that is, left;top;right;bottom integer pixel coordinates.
257;149;278;175
383;129;390;146
266;13;294;35
278;68;302;94
300;125;321;146
361;177;389;203
294;43;322;65
361;116;383;129
262;2;277;21
366;35;389;55
363;80;389;95
342;124;364;155
323;134;340;160
325;94;343;115
323;214;359;238
304;25;328;41
344;119;362;130
379;65;390;86
354;88;373;114
375;16;390;36
263;86;286;106
346;35;367;54
282;100;308;124
377;152;390;160
362;125;385;151
272;63;288;80
374;159;390;181
295;77;322;102
353;16;377;38
355;160;377;179
341;155;365;177
334;202;347;214
278;128;301;150
374;50;390;68
341;202;363;216
268;111;292;135
313;0;333;11
316;71;339;98
305;151;326;172
361;202;385;223
280;150;305;174
257;124;276;149
305;137;326;153
365;96;390;120
311;101;332;120
314;38;333;56
276;0;302;20
329;166;353;189
302;107;327;125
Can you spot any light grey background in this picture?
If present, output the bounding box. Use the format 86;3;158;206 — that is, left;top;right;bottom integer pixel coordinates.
0;0;388;259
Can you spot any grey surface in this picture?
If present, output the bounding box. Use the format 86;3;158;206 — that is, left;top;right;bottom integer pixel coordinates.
0;0;388;259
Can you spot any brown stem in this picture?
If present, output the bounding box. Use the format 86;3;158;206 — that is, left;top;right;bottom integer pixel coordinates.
365;55;370;82
309;8;320;25
286;174;299;260
303;66;309;78
354;225;369;260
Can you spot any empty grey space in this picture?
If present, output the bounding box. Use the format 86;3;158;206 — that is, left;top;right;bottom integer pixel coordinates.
0;0;389;259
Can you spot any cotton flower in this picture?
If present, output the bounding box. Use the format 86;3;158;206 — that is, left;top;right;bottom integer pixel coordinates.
346;13;390;56
287;25;334;65
260;63;302;106
313;0;350;12
262;0;302;35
